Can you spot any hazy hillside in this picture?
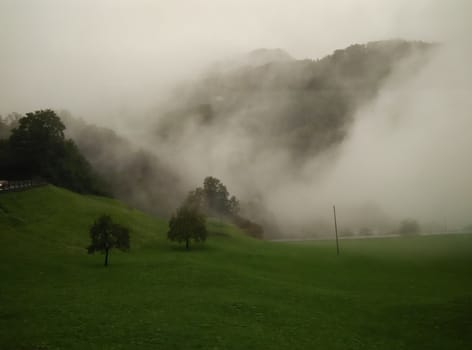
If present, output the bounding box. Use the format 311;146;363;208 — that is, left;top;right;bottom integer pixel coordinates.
46;40;436;233
146;40;435;233
0;40;437;235
211;48;295;71
153;40;434;161
61;114;184;216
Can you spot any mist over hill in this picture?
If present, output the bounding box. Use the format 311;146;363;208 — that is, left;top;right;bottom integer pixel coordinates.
60;113;184;216
211;48;295;72
152;40;433;162
57;40;443;237
3;37;469;238
142;40;438;235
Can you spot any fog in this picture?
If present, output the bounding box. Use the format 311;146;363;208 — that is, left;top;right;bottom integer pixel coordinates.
266;43;472;234
1;0;470;123
143;42;472;235
1;1;471;236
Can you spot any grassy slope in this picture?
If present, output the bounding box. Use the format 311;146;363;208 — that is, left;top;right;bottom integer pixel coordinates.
0;186;471;350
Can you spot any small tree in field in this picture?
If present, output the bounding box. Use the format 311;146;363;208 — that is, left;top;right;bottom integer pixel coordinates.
398;219;420;235
168;205;207;250
87;215;130;266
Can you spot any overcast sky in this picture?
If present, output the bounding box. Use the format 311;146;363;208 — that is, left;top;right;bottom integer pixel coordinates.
0;0;471;120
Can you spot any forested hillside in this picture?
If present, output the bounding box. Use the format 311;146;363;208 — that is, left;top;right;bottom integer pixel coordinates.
154;40;434;161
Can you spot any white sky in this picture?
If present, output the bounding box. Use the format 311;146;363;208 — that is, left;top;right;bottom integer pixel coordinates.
0;0;470;120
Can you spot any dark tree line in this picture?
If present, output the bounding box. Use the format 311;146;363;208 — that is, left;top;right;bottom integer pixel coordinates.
185;176;263;239
0;110;107;195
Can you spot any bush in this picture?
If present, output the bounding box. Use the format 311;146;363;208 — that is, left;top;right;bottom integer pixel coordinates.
168;205;207;249
232;215;264;239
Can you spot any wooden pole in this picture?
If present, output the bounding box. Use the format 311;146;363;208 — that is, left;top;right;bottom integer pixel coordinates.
333;205;340;256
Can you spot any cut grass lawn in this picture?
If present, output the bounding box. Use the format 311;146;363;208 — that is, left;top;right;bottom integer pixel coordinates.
1;186;471;349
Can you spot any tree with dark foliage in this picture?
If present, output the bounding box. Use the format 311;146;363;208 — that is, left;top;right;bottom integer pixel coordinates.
9;109;66;176
187;176;240;217
1;109;107;195
203;176;230;215
398;219;420;235
168;205;207;250
87;215;130;266
185;176;263;238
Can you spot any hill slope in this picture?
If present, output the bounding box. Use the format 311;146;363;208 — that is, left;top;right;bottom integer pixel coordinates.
51;40;435;220
1;186;471;349
154;40;434;161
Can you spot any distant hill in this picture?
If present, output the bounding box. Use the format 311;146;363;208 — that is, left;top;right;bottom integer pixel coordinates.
53;40;436;223
154;40;435;161
61;114;184;216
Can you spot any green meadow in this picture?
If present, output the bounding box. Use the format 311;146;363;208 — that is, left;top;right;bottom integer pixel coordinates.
1;186;471;349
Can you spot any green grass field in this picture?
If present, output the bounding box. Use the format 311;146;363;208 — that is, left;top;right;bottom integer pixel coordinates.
1;186;471;349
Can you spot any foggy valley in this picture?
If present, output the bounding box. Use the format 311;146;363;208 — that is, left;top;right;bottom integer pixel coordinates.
1;1;471;238
2;1;472;349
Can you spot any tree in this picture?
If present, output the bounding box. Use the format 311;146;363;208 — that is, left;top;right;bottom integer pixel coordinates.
9;109;65;176
87;215;130;266
5;109;107;195
228;195;240;215
168;205;207;250
398;219;420;235
187;176;240;217
203;176;230;215
185;176;264;238
185;187;206;211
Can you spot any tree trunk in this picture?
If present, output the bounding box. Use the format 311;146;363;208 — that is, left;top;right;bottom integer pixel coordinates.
186;238;189;250
104;248;109;266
